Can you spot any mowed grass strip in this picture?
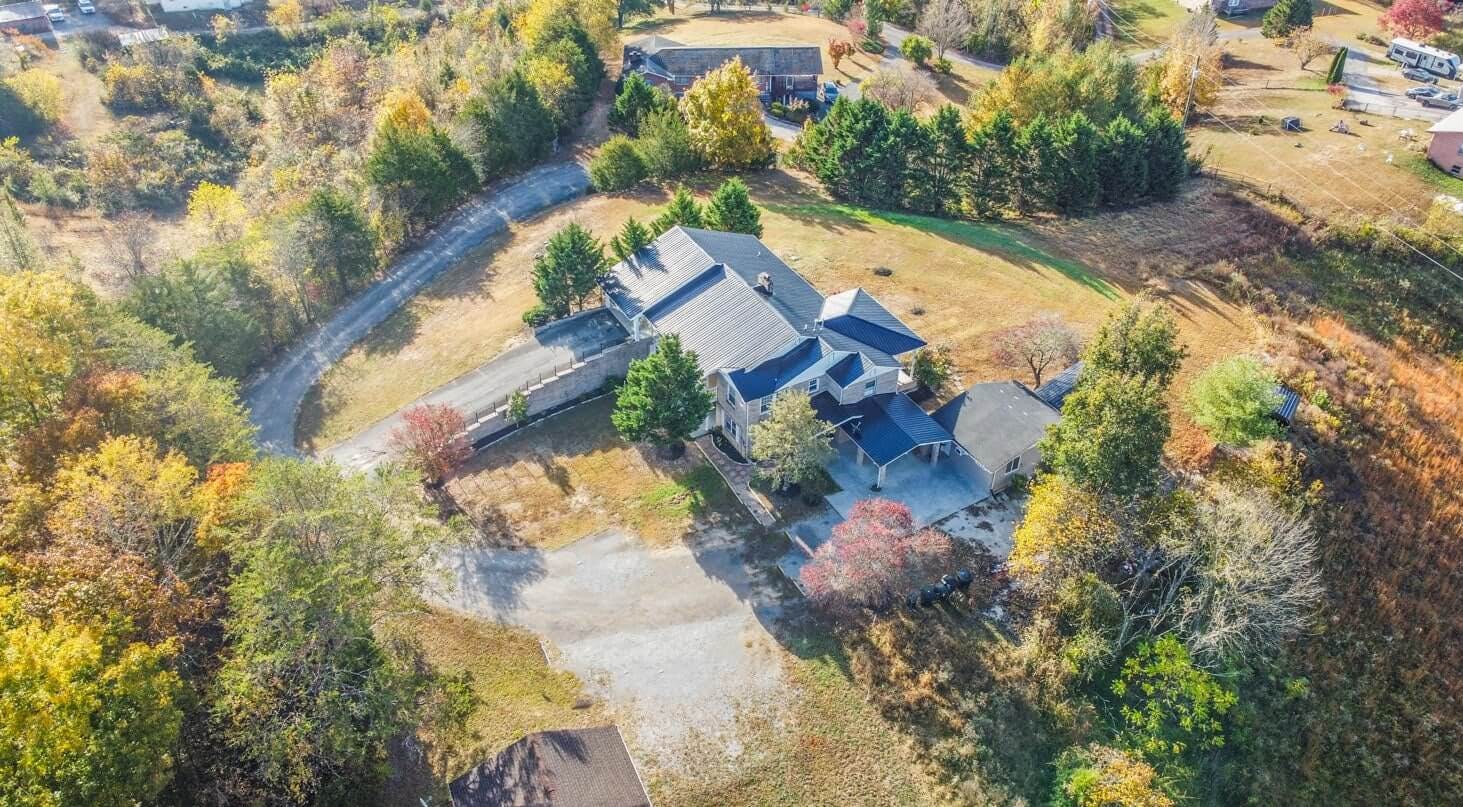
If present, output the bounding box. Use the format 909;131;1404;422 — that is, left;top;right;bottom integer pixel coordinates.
446;397;745;549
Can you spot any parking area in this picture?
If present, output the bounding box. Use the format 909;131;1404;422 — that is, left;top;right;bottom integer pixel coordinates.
823;441;990;528
433;527;789;756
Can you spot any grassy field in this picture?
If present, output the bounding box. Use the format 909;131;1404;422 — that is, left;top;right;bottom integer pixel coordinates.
393;607;610;792
445;396;743;549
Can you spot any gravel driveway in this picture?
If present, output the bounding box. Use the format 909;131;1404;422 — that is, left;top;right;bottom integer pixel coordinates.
325;309;625;469
243;162;591;454
434;529;788;755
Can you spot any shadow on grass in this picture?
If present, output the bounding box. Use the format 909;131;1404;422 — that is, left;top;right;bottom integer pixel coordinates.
764;200;1121;300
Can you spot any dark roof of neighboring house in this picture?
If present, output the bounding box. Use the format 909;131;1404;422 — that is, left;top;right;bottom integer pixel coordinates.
812;391;953;466
0;1;48;23
933;381;1061;473
602;228;916;387
1272;383;1301;424
1034;361;1084;409
625;37;823;78
449;726;650;807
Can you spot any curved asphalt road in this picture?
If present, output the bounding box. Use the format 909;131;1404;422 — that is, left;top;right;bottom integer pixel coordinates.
243;161;591;454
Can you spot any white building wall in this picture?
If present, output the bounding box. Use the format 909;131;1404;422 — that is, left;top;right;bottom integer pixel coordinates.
158;0;245;14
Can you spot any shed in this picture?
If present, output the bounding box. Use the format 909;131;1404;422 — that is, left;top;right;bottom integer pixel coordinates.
1426;109;1463;176
0;2;52;34
449;725;651;807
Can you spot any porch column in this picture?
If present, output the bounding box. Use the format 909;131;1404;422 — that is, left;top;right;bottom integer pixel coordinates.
856;447;865;466
876;462;887;489
930;443;940;467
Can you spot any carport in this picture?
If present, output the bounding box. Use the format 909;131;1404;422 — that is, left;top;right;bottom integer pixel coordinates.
811;391;954;489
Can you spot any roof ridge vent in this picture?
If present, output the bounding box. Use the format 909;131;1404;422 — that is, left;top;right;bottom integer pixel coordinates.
756;271;773;295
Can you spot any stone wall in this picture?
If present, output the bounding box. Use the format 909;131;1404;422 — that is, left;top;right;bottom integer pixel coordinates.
463;336;654;445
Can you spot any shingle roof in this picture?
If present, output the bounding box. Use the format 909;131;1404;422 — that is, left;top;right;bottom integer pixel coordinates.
1429;108;1463;134
602;228;912;384
933;381;1061;473
812;392;953;466
449;725;650;807
1034;361;1083;409
642;45;823;78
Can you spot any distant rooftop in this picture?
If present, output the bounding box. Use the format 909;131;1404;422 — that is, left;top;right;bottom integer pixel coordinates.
0;2;48;23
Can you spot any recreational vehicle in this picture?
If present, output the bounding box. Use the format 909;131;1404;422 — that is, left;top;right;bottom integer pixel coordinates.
1387;38;1461;79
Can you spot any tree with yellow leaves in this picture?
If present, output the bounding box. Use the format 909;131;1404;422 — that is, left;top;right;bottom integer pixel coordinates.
515;0;617;52
1151;8;1222;121
1009;474;1124;595
0;271;97;433
1052;744;1176;807
680;58;774;168
185;181;248;244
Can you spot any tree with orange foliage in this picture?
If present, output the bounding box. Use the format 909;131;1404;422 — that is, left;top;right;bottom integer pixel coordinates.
389;403;471;486
800;498;955;613
828;39;855;71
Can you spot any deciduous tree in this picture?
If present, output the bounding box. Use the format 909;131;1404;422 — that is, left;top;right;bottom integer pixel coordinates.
1379;0;1445;40
389;403;470;485
991;313;1082;387
1152;8;1222;119
800;498;955;613
1040;371;1170;496
680;58;773;168
750;393;834;490
185;181;247;244
1112;634;1237;769
861;65;936;111
910;343;956;392
1285;26;1331;70
637;107;700;178
611;333;714;457
1051;744;1175;807
1083;297;1186;388
901;34;934;66
918;0;973;60
0;271;97;433
589;135;648;192
828;38;856;71
704;177;763;236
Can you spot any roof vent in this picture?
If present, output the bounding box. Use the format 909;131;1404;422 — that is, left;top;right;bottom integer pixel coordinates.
756;272;773;294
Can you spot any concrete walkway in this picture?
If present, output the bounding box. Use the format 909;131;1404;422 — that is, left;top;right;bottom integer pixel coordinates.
243;161;590;454
693;435;774;528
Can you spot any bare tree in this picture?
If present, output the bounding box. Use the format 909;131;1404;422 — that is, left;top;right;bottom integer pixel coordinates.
860;66;937;112
1286;26;1331;70
918;0;973;60
107;212;158;284
991;313;1082;387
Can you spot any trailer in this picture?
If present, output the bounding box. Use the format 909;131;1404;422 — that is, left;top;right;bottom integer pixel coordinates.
1386;38;1461;80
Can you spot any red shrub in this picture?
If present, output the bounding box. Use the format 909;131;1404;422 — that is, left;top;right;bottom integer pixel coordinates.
801;498;954;613
389;403;470;485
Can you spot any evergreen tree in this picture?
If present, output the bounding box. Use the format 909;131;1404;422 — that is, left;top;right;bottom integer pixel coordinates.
610;217;653;263
588;135;647;192
915;104;970;216
651;186;705;234
637;108;700;178
612;333;715;457
364;121;477;233
1016;114;1063;213
0;189;40;272
704;178;763;236
128;255;267;379
967;110;1019;218
609;72;673;135
1262;0;1312;38
1055;112;1102;216
1099;115;1150;207
286;189;378;303
1325;46;1348;85
463;70;556;181
1143;110;1189;201
532;223;608;316
800;98;913;209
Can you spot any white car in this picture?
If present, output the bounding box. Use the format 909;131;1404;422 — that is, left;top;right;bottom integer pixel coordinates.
77;0;95;13
43;3;65;22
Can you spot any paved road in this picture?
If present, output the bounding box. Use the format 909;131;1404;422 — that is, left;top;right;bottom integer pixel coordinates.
325;309;626;469
883;24;1004;72
244;161;591;454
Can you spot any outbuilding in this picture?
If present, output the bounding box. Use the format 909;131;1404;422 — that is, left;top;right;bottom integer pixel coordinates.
0;2;52;35
1426;108;1463;176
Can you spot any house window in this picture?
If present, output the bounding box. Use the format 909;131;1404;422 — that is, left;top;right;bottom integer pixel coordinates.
807;378;819;393
726;387;737;406
863;379;876;395
1003;456;1021;475
760;397;772;415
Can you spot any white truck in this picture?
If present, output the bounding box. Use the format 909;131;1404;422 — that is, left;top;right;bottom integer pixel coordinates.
1386;38;1461;80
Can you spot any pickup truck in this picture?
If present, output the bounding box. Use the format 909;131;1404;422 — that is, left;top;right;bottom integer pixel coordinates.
77;0;96;13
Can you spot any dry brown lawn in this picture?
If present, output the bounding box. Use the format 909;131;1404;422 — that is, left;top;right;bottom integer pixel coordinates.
445;396;744;549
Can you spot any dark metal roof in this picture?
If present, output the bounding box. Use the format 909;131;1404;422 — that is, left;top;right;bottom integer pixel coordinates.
638;45;823;78
1034;361;1084;409
819;288;925;356
449;725;650;807
1272;383;1301;424
726;338;825;400
812;392;953;467
933;381;1061;473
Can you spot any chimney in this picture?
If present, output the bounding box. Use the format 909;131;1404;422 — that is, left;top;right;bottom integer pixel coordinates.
756;272;773;294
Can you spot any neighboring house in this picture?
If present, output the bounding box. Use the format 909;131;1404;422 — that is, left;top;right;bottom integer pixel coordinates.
157;0;245;12
1427;109;1463;176
1178;0;1277;16
449;725;651;807
621;35;822;100
0;1;52;34
601;226;956;488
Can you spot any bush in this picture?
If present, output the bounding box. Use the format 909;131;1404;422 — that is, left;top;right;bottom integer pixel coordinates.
932;56;953;74
588;135;647;192
901;34;933;66
637;108;700;179
521;304;555;326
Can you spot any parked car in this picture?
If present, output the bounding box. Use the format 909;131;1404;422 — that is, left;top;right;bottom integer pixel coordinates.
1402;67;1439;84
1407;85;1442;99
817;81;839;104
43;3;65;22
1421;92;1461;109
77;0;95;13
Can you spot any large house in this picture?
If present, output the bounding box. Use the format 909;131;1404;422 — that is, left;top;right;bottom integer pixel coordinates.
621;35;823;100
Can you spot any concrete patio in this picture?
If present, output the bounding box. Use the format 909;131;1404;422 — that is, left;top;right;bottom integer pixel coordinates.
823;440;989;527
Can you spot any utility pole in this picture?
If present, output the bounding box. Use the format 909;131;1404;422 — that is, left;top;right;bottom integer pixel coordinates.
1182;51;1202;126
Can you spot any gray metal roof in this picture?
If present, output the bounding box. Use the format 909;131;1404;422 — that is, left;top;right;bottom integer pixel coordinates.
602;227;912;384
639;45;823;78
1272;384;1301;424
819;288;926;356
0;1;47;23
811;392;953;467
1034;361;1084;409
933;381;1061;473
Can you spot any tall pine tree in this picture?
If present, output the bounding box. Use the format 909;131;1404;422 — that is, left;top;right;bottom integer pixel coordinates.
612;333;714;458
1143;110;1189;201
967;110;1019;218
704;178;763;236
914;105;970;216
651;186;705;234
1016;114;1063;214
531;223;607;316
1099;115;1150;207
1055;112;1102;216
